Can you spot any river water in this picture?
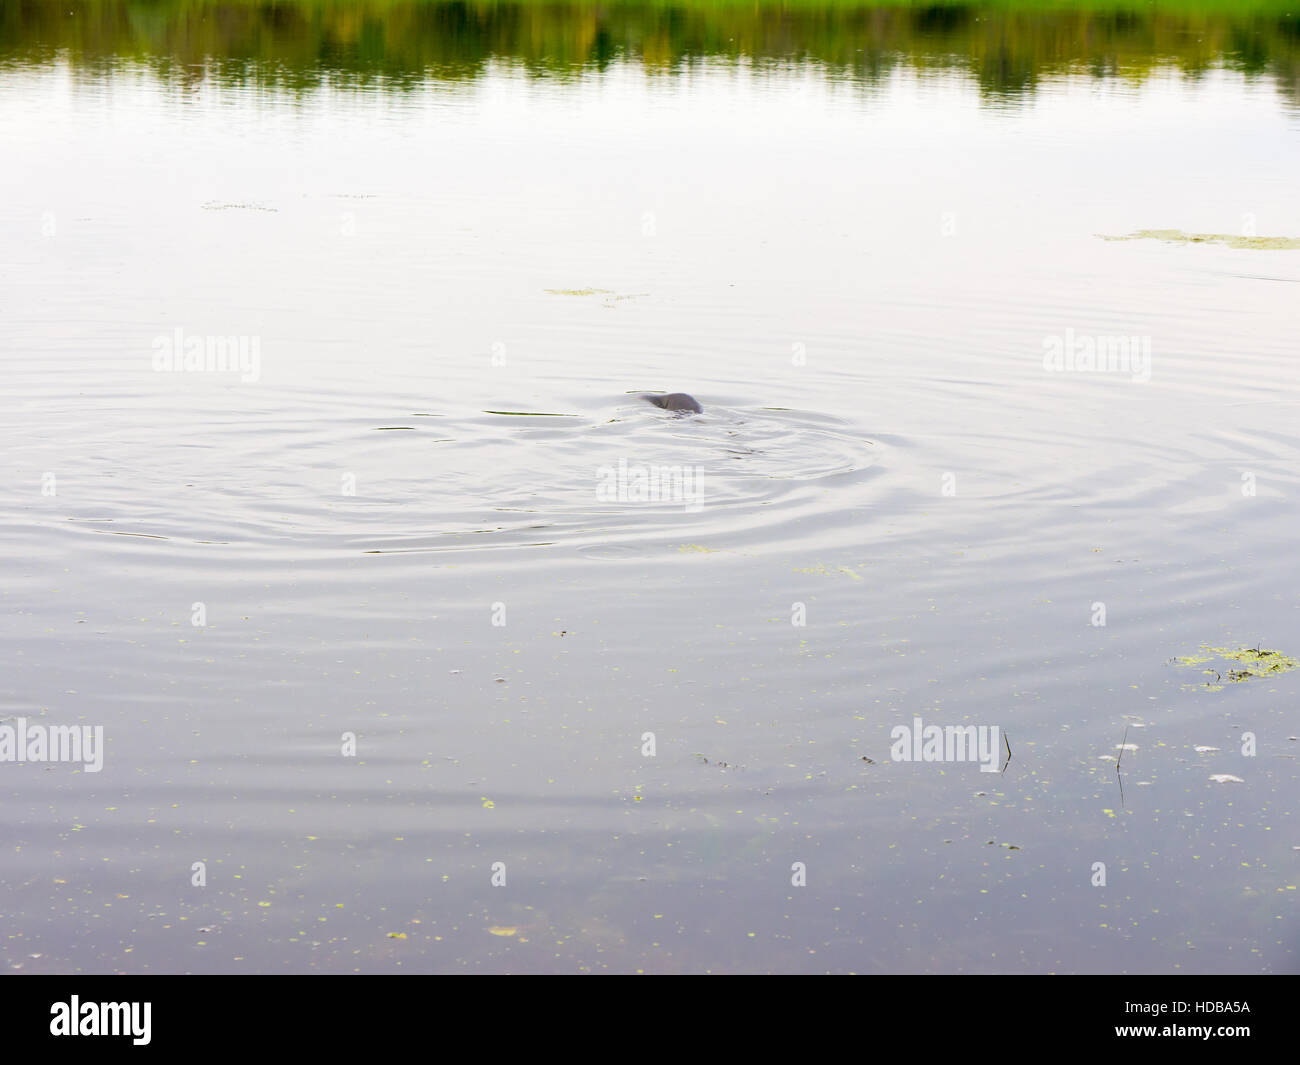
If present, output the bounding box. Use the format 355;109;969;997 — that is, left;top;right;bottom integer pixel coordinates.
1;1;1298;973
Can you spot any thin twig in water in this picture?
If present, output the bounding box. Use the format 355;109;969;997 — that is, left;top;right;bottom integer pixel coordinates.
1116;726;1128;807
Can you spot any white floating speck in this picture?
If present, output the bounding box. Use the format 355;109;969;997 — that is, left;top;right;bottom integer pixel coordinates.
1194;746;1220;753
1209;774;1244;784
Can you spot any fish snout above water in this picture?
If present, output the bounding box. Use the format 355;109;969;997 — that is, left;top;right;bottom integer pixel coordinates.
640;392;703;414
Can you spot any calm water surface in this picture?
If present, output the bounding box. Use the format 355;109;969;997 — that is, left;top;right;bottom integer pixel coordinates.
2;1;1298;973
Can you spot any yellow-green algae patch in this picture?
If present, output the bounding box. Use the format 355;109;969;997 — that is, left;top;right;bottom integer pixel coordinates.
1100;229;1300;250
545;287;613;296
794;562;863;580
1172;644;1298;690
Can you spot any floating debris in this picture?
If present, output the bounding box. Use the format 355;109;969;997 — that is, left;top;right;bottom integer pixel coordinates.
202;201;278;212
793;562;862;580
1193;746;1220;753
1209;774;1245;784
1170;645;1297;690
1100;229;1300;250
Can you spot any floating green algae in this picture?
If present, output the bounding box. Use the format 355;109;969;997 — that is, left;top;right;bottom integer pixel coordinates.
1100;229;1300;250
794;562;863;580
1171;645;1298;690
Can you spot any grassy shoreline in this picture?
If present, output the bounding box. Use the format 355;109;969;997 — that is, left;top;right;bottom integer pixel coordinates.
44;0;1300;11
4;0;1297;99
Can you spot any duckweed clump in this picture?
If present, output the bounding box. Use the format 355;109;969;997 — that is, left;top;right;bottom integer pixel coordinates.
1171;644;1298;690
1101;229;1300;250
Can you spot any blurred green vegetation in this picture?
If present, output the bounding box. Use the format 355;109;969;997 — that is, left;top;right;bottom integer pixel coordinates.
1;0;1297;101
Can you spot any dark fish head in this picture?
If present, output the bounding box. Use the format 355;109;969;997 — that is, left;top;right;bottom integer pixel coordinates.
641;392;703;414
